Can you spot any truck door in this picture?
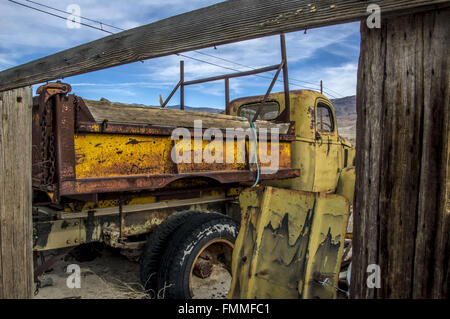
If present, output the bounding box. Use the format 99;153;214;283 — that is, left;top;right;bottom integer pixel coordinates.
313;99;341;192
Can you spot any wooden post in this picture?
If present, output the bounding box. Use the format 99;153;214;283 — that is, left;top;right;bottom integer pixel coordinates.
351;8;449;298
225;78;230;114
0;87;34;298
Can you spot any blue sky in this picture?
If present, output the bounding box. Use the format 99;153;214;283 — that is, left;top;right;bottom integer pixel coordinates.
0;0;361;110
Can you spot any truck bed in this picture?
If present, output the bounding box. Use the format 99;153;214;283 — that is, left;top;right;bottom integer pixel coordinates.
83;99;291;133
32;84;299;202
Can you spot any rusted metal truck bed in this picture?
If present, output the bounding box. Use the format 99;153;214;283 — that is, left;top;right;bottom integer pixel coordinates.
32;83;299;203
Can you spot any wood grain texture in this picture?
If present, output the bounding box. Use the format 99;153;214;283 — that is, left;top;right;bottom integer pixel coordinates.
1;0;449;91
83;99;291;133
351;8;449;298
413;10;450;298
0;87;34;298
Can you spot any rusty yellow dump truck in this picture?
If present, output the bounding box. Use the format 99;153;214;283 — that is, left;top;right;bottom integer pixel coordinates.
31;37;355;299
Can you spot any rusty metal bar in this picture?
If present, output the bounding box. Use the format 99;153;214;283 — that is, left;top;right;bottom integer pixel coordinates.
280;34;290;122
34;247;74;281
225;78;230;115
59;168;300;196
252;61;284;122
119;200;125;241
180;60;184;110
160;59;283;113
161;81;182;108
184;64;280;86
57;195;235;220
76;121;296;141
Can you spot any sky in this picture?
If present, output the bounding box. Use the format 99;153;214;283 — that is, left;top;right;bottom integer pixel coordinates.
0;0;361;110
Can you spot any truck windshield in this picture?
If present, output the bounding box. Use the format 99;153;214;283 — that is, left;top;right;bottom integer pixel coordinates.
238;101;280;121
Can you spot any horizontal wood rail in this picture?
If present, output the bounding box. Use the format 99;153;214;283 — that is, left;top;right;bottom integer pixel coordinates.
1;0;448;91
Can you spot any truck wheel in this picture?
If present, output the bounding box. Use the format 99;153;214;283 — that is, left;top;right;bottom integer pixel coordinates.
140;210;203;294
140;210;223;296
157;214;239;299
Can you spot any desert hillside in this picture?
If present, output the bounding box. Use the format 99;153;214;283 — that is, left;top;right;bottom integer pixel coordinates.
331;95;356;144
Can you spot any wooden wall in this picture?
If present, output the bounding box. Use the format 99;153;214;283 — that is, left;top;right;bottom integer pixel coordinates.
351;8;449;298
0;87;34;298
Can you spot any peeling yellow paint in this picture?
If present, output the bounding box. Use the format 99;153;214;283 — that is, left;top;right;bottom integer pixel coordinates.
228;186;349;299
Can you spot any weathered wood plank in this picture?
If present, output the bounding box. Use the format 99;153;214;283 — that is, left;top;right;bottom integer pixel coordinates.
413;9;449;298
0;87;33;298
83;99;291;133
351;8;449;298
352;15;386;298
1;0;449;92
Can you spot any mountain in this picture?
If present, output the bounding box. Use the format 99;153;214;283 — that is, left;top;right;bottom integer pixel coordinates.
166;105;223;114
331;96;356;143
331;95;356;118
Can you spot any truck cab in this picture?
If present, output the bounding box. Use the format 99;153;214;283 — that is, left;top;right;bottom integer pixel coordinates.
228;90;355;194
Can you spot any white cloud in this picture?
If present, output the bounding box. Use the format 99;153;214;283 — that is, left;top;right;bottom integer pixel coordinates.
1;0;360;102
290;63;358;98
0;0;223;65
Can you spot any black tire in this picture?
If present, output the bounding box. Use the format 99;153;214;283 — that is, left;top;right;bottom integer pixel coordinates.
139;210;223;295
157;213;239;299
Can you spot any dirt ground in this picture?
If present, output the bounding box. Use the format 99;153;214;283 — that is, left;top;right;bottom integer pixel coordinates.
33;246;231;299
33;247;148;299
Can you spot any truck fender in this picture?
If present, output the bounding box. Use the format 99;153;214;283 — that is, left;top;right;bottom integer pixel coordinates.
336;167;356;205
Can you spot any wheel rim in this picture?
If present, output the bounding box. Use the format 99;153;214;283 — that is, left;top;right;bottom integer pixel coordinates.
189;238;234;299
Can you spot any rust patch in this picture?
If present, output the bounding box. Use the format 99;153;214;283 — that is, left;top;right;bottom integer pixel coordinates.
125;138;139;145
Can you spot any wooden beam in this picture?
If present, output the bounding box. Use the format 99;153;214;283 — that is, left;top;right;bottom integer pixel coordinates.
351;8;449;298
0;86;34;298
1;0;449;92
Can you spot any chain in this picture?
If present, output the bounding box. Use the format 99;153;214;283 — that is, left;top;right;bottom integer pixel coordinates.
39;101;49;185
39;99;56;186
48;132;56;184
74;96;80;132
34;279;41;296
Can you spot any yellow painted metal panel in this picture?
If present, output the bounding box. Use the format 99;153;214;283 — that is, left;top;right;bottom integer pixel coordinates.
228;186;349;299
336;167;356;204
301;192;349;298
74;133;291;179
75;133;174;178
313;98;341;192
264;138;316;191
33;219;101;250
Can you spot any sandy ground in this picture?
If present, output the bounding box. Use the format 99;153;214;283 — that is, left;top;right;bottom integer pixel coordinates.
191;264;231;299
34;248;148;299
33;247;231;299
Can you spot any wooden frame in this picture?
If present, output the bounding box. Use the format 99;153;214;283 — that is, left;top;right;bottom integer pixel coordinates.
0;0;448;299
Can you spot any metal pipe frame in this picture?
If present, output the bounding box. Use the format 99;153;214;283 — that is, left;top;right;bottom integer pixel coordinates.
161;34;290;122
